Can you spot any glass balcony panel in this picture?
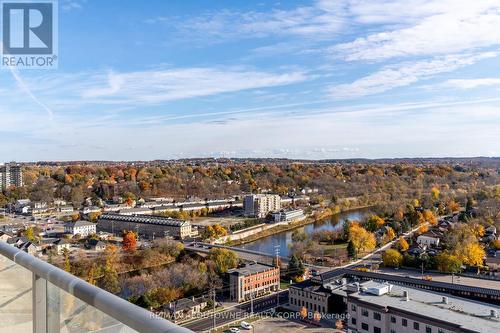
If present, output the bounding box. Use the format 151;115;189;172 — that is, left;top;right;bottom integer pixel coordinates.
47;282;138;333
0;255;33;333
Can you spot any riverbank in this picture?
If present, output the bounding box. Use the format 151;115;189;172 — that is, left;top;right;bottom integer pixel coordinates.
227;205;374;247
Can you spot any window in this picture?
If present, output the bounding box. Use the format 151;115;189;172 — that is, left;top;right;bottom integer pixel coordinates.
373;312;381;320
426;326;432;333
351;304;357;311
362;309;369;317
351;318;357;325
361;323;369;331
390;330;396;333
390;316;396;323
438;330;445;333
374;327;381;333
414;322;420;330
402;318;408;327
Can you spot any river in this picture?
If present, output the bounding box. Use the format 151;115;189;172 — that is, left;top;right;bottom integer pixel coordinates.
236;208;372;257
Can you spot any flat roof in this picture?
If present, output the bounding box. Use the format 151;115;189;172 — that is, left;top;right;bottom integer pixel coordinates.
227;263;277;276
349;284;500;333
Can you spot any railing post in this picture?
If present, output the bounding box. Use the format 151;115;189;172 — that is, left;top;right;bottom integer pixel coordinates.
33;273;60;333
33;273;47;333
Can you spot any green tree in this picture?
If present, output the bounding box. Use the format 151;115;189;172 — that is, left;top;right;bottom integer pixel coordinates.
287;254;305;281
347;240;357;259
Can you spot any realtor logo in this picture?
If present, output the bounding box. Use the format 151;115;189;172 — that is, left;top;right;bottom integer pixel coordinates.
1;0;58;68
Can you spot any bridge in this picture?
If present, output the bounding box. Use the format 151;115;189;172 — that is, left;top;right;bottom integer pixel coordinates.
183;242;289;266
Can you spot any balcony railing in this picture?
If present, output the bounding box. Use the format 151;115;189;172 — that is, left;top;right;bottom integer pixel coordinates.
0;241;193;333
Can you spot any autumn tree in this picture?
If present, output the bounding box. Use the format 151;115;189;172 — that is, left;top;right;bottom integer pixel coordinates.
122;230;137;252
435;253;461;273
423;209;437;225
208;248;238;274
454;243;485;266
396;237;409;252
365;215;385;232
382;249;403;268
431;187;440;201
348;222;376;254
62;248;71;272
101;245;120;294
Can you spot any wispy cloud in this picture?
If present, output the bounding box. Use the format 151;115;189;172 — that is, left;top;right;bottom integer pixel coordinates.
15;67;308;107
327;52;497;98
330;0;500;61
436;78;500;89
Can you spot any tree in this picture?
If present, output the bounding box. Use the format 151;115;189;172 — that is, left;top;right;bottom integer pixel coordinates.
435;253;462;273
348;222;376;254
347;240;357;259
365;215;385;232
122;230;137;252
101;245;120;294
208;248;238;274
382;249;403;268
299;306;308;319
431;187;440;201
423;210;437;225
491;239;500;250
288;254;305;280
396;237;409;252
62;248;71;272
455;243;485;266
25;226;36;242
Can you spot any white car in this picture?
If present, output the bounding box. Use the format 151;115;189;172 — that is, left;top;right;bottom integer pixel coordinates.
229;328;240;333
240;321;253;330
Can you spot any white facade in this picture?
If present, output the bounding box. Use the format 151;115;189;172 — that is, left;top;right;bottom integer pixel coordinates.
65;221;97;237
417;234;440;247
272;209;305;222
244;194;281;218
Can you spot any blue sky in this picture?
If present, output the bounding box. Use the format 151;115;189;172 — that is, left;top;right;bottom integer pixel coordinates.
1;0;500;161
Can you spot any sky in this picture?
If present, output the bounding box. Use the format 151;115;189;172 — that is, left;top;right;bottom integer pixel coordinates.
1;0;500;162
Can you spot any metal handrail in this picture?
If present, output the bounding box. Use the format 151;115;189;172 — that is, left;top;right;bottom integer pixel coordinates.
0;241;193;333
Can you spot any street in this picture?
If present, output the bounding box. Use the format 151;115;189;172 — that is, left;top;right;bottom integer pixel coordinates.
182;291;289;332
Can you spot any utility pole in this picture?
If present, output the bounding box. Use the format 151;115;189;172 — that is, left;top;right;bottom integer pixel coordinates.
212;289;216;332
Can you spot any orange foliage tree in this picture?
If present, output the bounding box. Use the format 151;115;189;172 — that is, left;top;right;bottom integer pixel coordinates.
122;231;137;252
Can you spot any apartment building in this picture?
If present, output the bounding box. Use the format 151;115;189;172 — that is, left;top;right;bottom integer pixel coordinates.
97;213;192;239
243;194;281;218
347;281;499;333
0;162;23;190
227;263;280;302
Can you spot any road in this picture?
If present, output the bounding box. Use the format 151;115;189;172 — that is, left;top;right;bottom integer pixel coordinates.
182;291;289;332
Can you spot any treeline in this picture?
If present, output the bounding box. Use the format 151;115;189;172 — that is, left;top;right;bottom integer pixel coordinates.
0;161;498;212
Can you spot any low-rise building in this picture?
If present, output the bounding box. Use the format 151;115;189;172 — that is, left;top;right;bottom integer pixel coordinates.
52;238;70;254
272;209;305;222
118;207;153;216
346;281;500;333
227;263;280;302
417;231;441;247
165;296;209;322
64;220;97;237
97;214;192;239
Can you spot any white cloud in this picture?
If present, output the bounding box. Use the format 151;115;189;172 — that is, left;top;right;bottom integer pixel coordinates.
328;52;497;98
331;0;500;61
438;78;500;89
11;67;307;107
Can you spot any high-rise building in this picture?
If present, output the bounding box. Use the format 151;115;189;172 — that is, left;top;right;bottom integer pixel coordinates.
243;194;281;218
0;163;23;190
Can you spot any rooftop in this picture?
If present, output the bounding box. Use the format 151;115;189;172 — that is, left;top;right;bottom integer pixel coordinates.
99;213;190;227
227;263;277;276
350;284;500;333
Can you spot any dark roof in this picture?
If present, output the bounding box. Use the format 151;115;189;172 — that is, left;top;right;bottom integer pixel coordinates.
317;268;500;298
99;214;189;227
227;263;277;276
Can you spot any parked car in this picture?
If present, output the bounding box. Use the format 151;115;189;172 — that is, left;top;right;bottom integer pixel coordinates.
229;328;240;333
240;321;252;330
